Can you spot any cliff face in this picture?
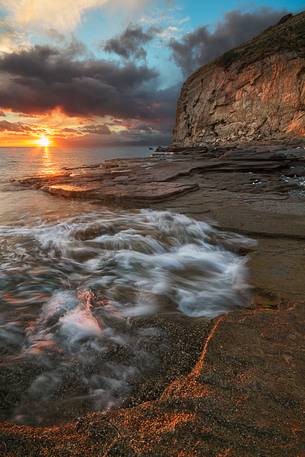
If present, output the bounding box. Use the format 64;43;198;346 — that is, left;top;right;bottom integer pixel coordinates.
173;12;305;146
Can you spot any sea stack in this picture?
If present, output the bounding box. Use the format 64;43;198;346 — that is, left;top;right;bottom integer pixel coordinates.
173;12;305;146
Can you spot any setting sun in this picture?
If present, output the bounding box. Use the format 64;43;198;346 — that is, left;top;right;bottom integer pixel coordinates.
36;136;51;147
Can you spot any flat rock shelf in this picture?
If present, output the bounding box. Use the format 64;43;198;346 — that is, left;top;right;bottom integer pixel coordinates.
15;141;305;239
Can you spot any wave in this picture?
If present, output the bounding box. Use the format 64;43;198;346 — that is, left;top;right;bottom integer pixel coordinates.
0;210;254;424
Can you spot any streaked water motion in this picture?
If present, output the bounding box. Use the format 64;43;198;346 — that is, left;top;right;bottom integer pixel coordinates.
0;209;253;424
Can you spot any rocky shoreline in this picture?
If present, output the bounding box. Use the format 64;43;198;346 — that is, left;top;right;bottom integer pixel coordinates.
15;140;305;238
0;142;304;456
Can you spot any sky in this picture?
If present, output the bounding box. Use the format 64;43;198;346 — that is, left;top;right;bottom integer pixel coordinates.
0;0;303;147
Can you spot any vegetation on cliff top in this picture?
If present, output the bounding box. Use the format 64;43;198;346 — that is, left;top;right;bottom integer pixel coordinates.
184;11;305;78
217;11;305;70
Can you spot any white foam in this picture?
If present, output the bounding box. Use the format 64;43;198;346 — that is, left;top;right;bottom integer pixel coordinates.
0;209;254;423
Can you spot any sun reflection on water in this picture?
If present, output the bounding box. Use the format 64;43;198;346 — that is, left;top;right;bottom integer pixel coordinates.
41;147;58;176
29;146;60;177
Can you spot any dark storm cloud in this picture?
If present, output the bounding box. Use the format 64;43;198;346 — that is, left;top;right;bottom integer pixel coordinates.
0;119;33;132
169;8;287;75
0;44;176;124
119;124;171;145
67;122;172;147
103;25;159;60
81;124;112;135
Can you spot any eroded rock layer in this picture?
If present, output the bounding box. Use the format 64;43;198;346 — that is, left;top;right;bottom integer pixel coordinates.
173;12;305;146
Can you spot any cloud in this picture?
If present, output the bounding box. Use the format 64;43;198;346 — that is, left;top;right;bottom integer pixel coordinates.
116;123;170;144
103;24;159;60
0;119;34;132
81;124;112;135
0;0;150;34
1;0;102;33
0;44;177;126
0;19;28;53
169;8;287;76
64;122;172;146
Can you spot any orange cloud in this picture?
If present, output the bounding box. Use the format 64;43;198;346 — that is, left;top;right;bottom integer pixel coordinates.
2;0;150;33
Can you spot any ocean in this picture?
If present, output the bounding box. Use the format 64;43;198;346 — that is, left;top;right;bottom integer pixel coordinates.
0;146;251;425
0;146;152;225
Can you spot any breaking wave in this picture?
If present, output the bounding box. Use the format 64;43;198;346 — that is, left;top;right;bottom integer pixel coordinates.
0;210;254;424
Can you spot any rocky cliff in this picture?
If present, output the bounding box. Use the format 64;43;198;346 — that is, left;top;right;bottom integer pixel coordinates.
173;12;305;146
